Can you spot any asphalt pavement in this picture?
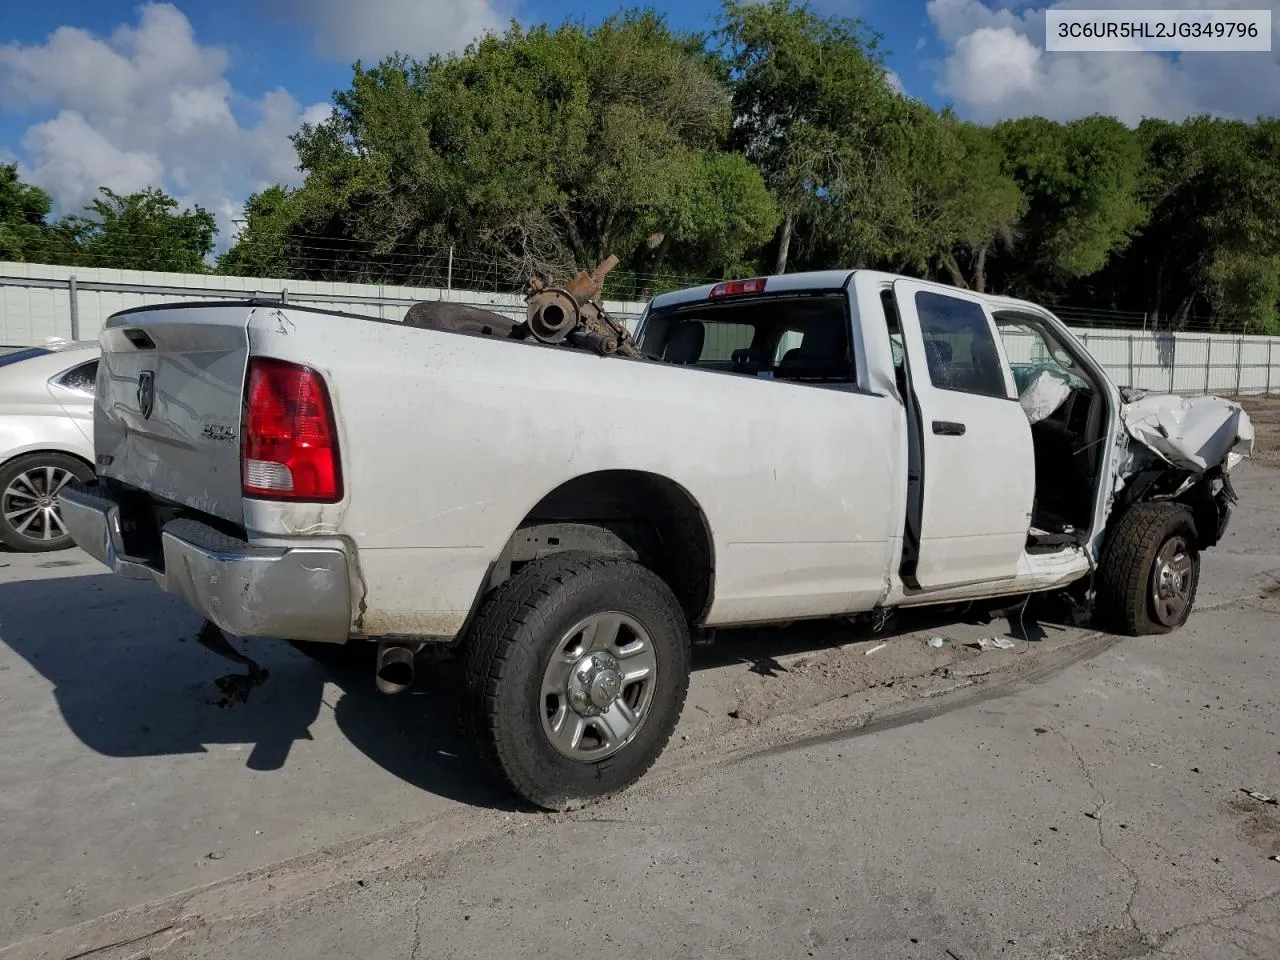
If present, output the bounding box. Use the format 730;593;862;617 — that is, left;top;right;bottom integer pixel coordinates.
0;461;1277;960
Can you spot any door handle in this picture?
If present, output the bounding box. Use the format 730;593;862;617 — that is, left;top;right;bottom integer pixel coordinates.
933;421;967;437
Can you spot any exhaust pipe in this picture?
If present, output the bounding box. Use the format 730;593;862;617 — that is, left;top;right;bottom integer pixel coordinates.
375;642;417;695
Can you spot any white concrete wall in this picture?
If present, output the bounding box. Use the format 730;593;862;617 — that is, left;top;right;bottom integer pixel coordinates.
3;262;1278;394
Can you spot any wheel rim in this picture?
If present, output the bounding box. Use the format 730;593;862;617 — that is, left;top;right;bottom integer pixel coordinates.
2;465;75;544
1151;535;1195;626
540;612;658;763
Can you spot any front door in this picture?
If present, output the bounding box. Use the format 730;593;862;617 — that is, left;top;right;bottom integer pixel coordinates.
891;280;1036;590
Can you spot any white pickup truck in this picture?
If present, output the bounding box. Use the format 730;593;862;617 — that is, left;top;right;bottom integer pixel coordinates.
59;270;1254;810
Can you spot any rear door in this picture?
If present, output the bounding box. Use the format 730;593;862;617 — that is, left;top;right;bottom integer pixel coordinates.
890;280;1035;589
95;305;253;524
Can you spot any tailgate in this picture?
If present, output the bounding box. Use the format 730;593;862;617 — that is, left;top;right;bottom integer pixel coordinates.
95;305;252;524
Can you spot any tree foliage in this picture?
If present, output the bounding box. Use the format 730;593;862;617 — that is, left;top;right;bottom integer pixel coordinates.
0;164;54;262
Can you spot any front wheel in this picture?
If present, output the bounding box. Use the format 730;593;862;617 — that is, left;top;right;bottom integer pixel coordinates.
1096;503;1201;636
463;553;691;811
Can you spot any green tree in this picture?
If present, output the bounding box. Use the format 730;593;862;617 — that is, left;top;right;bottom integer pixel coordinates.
230;10;777;292
0;164;53;262
994;115;1148;293
58;187;217;273
719;0;908;273
216;185;297;277
881;111;1024;290
1124;117;1280;332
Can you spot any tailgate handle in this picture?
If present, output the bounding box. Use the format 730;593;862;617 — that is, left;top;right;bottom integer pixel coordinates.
932;420;967;437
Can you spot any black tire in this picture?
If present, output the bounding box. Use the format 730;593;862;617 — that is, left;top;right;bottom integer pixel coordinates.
463;553;691;811
1096;503;1201;636
0;452;95;552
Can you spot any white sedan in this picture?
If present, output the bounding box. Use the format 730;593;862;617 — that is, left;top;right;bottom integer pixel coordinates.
0;340;100;551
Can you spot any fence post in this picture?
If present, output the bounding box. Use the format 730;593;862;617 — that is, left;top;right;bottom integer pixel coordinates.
1170;336;1177;393
1235;335;1244;396
68;275;79;341
447;246;454;291
1127;335;1134;387
1268;339;1275;396
1204;337;1212;393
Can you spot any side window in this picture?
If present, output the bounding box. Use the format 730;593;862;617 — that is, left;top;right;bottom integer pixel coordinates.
698;323;756;363
914;292;1009;399
995;320;1088;395
56;359;99;394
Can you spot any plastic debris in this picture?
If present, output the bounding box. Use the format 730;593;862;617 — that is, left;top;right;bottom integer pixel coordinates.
971;637;1018;651
865;642;887;656
927;637;953;648
1241;789;1279;806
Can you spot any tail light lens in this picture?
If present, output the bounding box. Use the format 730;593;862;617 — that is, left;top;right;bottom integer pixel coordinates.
709;277;767;298
242;358;342;502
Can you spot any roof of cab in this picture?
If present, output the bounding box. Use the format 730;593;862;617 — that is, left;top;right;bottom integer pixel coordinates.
648;269;856;312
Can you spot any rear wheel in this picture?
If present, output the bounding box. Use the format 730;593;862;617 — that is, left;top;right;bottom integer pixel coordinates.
1096;503;1201;636
0;453;94;552
463;553;690;811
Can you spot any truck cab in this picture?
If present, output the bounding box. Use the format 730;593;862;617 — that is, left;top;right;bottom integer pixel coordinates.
636;271;1126;608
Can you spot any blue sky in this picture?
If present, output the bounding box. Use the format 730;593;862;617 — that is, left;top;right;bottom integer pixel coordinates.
2;0;1277;246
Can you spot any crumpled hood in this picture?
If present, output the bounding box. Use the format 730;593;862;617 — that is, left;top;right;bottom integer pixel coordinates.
1120;392;1255;473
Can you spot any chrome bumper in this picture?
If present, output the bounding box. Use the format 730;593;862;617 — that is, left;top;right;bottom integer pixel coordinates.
58;483;354;643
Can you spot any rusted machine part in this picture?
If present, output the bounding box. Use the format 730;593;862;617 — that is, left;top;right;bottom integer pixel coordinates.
526;288;581;344
564;254;620;302
525;255;641;357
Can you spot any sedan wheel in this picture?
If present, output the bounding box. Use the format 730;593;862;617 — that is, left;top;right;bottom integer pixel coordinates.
0;453;94;552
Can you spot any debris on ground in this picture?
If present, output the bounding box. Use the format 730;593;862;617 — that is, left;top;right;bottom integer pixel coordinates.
967;637;1018;651
928;637;954;649
865;643;887;656
1240;789;1279;806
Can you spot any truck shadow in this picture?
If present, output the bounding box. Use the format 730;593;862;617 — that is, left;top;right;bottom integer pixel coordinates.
0;572;1078;812
0;571;512;810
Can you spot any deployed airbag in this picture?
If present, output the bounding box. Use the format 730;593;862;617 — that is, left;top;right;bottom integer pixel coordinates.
1121;393;1255;473
1020;370;1073;424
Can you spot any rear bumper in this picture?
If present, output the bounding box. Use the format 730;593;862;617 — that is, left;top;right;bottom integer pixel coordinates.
58;482;354;643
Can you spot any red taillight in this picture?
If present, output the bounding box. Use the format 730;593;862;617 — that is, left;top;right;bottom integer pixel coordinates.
709;277;768;298
242;358;342;502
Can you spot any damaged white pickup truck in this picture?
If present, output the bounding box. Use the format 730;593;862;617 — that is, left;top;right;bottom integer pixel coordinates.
59;268;1254;809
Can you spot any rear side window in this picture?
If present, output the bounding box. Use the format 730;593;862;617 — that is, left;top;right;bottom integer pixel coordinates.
56;359;99;394
914;292;1009;399
642;294;855;386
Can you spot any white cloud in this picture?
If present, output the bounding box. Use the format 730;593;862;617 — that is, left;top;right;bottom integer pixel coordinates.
0;3;329;247
927;0;1280;124
884;69;908;95
265;0;507;62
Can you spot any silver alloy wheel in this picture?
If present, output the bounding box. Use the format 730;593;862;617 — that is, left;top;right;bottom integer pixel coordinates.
2;465;75;544
540;611;658;762
1151;535;1195;626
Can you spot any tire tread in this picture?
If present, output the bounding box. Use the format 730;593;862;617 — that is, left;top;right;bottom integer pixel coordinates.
1096;502;1199;636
